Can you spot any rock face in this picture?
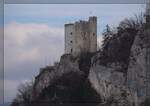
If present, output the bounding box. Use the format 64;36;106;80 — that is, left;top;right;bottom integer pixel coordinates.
88;27;150;106
33;54;81;99
89;58;136;106
31;53;102;106
127;29;150;105
34;71;101;106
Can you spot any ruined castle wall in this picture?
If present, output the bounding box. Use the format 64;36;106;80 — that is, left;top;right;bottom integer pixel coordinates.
65;24;74;54
73;21;90;56
65;17;97;57
89;17;97;53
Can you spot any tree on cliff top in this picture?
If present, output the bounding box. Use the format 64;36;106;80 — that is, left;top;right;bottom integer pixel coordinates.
100;13;145;66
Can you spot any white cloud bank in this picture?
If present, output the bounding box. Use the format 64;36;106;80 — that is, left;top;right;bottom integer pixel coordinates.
4;22;64;102
4;22;64;67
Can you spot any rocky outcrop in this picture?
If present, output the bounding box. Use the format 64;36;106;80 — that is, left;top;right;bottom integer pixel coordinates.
127;29;150;105
33;54;81;99
34;71;101;106
89;60;136;106
31;54;101;106
88;27;150;106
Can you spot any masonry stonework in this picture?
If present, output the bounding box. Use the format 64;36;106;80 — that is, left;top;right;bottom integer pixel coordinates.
65;16;97;57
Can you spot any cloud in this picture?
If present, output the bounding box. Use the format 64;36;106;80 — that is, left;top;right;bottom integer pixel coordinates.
4;22;64;102
4;22;64;67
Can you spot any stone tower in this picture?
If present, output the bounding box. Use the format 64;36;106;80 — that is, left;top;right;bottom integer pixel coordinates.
65;16;97;57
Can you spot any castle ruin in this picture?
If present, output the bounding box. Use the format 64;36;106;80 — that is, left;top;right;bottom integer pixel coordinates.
64;16;97;57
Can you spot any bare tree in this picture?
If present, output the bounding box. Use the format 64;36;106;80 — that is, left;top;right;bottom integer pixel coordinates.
118;13;145;30
11;81;34;106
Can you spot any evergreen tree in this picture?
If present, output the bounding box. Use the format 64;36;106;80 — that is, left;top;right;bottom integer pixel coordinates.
102;24;112;51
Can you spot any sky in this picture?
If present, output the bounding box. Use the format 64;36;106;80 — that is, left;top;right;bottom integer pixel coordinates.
4;4;145;103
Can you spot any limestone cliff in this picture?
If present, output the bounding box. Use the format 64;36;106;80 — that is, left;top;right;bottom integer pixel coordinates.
30;53;102;106
88;27;150;106
127;29;150;105
33;54;81;98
